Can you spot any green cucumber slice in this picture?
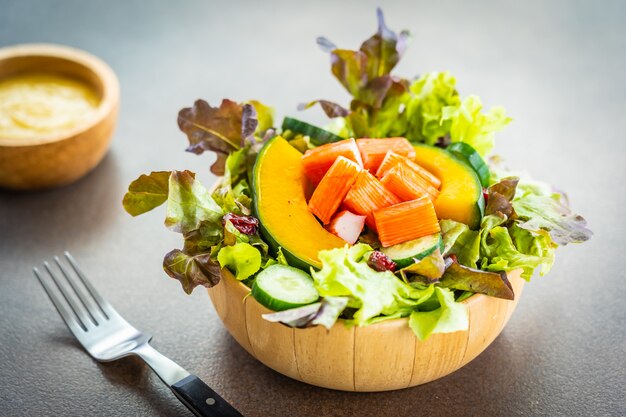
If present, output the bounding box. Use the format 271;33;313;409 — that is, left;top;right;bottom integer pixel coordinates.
282;117;344;146
447;142;490;188
251;264;319;311
381;234;443;268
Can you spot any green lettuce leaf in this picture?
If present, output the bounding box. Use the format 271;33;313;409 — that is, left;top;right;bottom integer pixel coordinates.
441;212;557;281
513;193;592;245
122;171;171;216
440;219;480;268
312;244;435;326
247;100;274;136
182;220;223;254
212;149;252;215
442;95;511;157
480;215;556;280
163;249;221;294
400;248;446;281
164;171;223;234
217;242;262;280
408;287;469;341
405;71;460;145
439;259;514;300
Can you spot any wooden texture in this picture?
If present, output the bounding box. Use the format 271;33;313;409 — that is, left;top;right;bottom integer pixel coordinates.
293;322;355;391
244;293;302;381
206;268;254;355
208;268;525;392
354;317;416;391
0;44;119;190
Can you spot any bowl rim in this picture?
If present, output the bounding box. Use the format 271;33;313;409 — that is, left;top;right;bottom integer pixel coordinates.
220;267;520;328
0;43;120;147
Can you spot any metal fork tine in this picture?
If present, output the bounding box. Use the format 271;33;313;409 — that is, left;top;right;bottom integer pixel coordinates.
54;256;100;326
64;252;111;319
33;267;85;334
43;261;91;331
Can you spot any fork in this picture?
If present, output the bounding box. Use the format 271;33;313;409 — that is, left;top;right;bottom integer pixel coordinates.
33;252;244;417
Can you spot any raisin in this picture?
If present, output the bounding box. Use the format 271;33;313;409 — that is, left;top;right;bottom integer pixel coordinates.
223;213;259;235
367;251;397;272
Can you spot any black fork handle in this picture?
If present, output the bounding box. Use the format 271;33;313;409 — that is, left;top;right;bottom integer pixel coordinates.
171;375;244;417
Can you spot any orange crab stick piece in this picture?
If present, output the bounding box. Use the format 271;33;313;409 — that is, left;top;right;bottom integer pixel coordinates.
302;138;363;185
356;137;416;172
343;170;401;231
373;197;441;247
380;161;440;203
308;156;361;224
376;150;441;189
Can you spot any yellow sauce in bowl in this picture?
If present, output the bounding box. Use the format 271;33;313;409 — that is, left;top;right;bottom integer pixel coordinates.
0;73;100;140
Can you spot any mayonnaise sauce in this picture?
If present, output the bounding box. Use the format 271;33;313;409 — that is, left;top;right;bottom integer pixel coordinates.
0;73;100;139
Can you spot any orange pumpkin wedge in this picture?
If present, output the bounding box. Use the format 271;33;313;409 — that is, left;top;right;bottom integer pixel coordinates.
380;161;440;203
412;144;485;229
301;138;363;185
373;197;441;247
343;170;401;231
308;156;361;224
376;150;442;189
356;137;415;172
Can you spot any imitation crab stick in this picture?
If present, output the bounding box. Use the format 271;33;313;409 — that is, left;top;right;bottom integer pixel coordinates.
325;210;366;244
380;161;440;203
308;156;361;224
301;138;363;185
373;197;441;247
375;150;442;189
356;137;416;172
343;170;401;230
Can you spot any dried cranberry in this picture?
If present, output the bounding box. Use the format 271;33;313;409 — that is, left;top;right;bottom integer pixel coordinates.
368;251;397;272
223;213;259;235
483;188;489;204
448;254;458;263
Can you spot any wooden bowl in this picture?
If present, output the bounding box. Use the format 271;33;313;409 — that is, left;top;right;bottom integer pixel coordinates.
0;44;119;190
208;268;525;392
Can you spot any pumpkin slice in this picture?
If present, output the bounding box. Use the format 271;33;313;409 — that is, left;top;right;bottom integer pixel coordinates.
253;136;345;269
412;144;484;229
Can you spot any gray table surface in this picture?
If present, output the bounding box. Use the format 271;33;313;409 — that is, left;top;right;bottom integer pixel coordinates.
1;1;625;416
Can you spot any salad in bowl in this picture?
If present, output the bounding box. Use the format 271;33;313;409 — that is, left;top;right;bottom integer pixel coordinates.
123;9;591;390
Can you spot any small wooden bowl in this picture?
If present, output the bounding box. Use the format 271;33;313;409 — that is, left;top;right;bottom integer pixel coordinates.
208;268;524;392
0;44;119;190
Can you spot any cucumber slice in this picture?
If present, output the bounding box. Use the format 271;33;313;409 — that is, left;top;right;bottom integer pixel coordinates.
381;234;443;268
251;264;319;311
282;117;344;146
447;142;490;188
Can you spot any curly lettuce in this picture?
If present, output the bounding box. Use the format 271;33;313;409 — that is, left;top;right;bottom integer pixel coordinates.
405;71;460;145
310;244;469;340
442;95;511;157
